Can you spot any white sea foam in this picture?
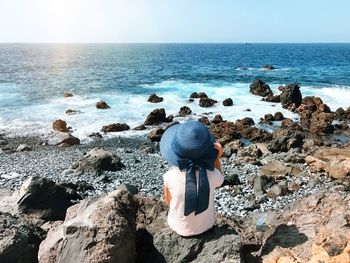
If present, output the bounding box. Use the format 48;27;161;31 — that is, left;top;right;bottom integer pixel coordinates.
0;80;349;140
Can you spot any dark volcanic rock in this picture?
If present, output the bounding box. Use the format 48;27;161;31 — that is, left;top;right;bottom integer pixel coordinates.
96;101;110;109
64;92;73;97
178;106;192;116
190;92;199;98
199;97;218;108
144;108;167;125
223;98;233;106
52;119;69;132
280;83;302;109
147;93;164;103
274;112;285;121
281;118;303;132
198;116;210;126
0;212;45;263
133;124;147;131
268;129;305;153
72;148;125;176
236;117;255;127
148;128;165;142
249;79;273;97
262;65;275;70
101;123;130;133
211;115;224;124
263;95;281;103
198;92;208;99
17;177;81;221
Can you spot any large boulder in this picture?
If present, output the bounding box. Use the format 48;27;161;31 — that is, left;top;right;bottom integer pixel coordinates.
0;212;45;263
38;190;137;263
48;133;80;146
52;119;69;132
17;177;80;221
268;128;305;153
249;79;273;97
144;108;167;125
101;123;130;133
305;147;350;181
279;83;302;109
72;148;125;176
147;93;163;103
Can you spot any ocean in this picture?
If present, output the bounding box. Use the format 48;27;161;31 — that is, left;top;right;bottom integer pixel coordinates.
0;43;350;140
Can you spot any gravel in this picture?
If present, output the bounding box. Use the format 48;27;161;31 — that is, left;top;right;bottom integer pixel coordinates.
0;134;343;218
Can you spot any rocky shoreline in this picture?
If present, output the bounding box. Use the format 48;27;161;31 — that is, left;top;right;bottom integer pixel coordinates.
1;78;350;262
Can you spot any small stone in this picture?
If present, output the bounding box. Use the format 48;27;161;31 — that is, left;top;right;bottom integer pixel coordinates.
16;144;32;152
96;101;110;109
64;92;73;97
223;98;233;106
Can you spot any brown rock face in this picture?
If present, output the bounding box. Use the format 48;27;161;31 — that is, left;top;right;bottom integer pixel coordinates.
305;146;350;180
64;92;73;97
268;128;304;153
52;119;69;132
65;109;81;115
144;108;167;125
223;98;233;106
198;92;208;99
178;106;192;116
296;96;334;134
263;95;281;103
198;116;210;126
96;101;110;109
249;79;273;97
199;97;218;107
38;190;137;263
101;123;130;133
211;114;224;124
148;128;165;142
147;93;164;103
190;92;199;98
280;83;302;109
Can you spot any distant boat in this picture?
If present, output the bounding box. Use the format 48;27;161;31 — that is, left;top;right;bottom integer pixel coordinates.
243;42;252;45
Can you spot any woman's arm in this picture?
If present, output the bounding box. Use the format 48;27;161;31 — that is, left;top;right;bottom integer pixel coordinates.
214;143;223;172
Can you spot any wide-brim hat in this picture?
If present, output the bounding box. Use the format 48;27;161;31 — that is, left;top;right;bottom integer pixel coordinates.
160;120;217;170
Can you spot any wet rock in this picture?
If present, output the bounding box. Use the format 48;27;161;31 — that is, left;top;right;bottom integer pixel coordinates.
118;183;139;195
305;147;350;180
236;144;263;164
147;93;164;103
72;148;125;176
16;144;32;152
101;123;130;133
281;118;303;132
223;98;233;106
144;108;167;125
260;114;274;124
249;79;273;97
209;122;241;146
64;92;73;97
280;83;302;109
52;119;69;132
178;106;192;116
240;127;272;143
165;115;174;123
263;95;281;103
211;114;224;124
17;176;80;221
96;101;110;109
148;128;165;142
199;97;218;107
165;121;179;130
198;116;210;126
88;132;103;139
262;65;275;70
48;133;80;146
190;92;199;98
38;190;137;263
274;112;285;121
268;129;304;153
65;109;81;115
133;124;147;131
236;117;255;127
198;92;208;99
0;212;45;263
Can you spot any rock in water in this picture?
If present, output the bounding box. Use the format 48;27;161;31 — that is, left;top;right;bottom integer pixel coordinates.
190;92;199;98
211;114;224;124
65;109;81;115
199;97;218;107
38;190;137;263
64;92;73;97
178;106;192;116
249;79;273;97
52;119;69;132
144;108;167;125
17;176;80;221
262;65;275;70
280;83;302;109
223;98;233;106
101;123;130;133
96;101;110;109
148;128;165;142
72;148;125;176
147;93;164;103
0;212;45;263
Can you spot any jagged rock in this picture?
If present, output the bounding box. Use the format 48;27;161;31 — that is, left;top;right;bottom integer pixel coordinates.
38;190;137;263
16;144;32;152
310;112;335;134
134;124;147;131
240;127;272;143
65;109;81;115
274;112;285;121
190;92;199;98
253;175;273;196
101;123;130;133
96;101;110;109
148;128;165;142
178;106;192;116
268;129;304;153
198;116;210;126
148;93;163;103
281;118;303;132
262;65;275;70
0;212;45;263
88;132;102;139
236;144;263;164
305;147;350;180
52;119;69;132
223;174;240;186
17;177;80;221
72;148;125;176
223;98;233;106
280;83;302;109
198;92;208;99
211;114;224;124
64;92;73;97
222;140;242;157
144;108;167;125
118;183;139;195
48;133;80;146
236;117;255;127
263;95;281;103
249;79;273;97
260;114;274;124
199;97;217;107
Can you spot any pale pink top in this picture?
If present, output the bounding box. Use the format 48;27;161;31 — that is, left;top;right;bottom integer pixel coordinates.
163;167;224;237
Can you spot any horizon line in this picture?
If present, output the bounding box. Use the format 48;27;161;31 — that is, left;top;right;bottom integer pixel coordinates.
0;42;350;45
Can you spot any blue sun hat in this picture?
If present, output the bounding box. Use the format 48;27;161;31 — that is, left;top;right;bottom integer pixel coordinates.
160;120;218;216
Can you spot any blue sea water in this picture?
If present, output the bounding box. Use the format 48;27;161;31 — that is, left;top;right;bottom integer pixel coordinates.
0;43;349;139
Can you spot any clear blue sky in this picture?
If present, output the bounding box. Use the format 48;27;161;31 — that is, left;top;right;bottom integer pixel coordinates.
0;0;349;43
